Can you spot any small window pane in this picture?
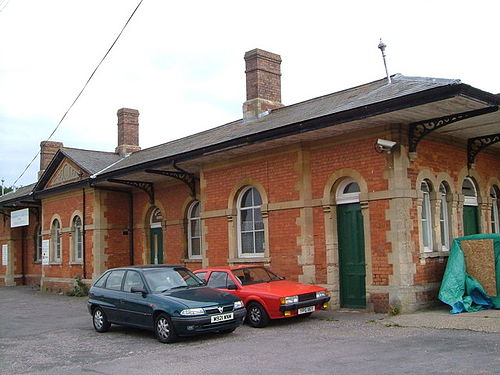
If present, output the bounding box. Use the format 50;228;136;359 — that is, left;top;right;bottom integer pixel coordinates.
343;182;360;194
241;233;254;253
191;219;200;237
241;189;253;207
191;238;201;256
191;202;200;217
462;179;476;197
240;209;253;231
252;189;262;205
105;270;125;291
255;231;265;253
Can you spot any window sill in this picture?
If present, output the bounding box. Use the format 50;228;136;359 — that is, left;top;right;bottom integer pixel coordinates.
70;262;83;265
182;258;202;263
420;250;450;259
228;257;270;264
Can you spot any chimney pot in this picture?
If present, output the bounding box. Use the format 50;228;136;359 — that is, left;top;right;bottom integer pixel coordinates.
116;108;141;156
243;48;283;119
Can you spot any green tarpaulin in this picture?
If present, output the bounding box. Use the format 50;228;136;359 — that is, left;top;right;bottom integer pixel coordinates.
438;234;500;313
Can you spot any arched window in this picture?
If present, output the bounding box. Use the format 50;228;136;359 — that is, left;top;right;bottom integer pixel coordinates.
35;225;42;262
421;180;433;252
336;178;361;204
72;216;83;262
491;185;500;233
237;187;264;257
439;182;451;251
462;177;478;206
462;177;480;235
51;219;61;263
187;201;201;259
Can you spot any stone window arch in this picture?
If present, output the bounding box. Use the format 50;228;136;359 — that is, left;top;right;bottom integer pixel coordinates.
187;200;202;259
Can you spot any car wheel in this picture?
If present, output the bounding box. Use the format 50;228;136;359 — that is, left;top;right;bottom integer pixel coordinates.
247;302;269;328
155;313;178;343
92;307;111;333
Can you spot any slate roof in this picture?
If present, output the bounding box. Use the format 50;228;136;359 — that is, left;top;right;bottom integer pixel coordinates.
0;183;36;204
99;74;463;174
60;148;122;175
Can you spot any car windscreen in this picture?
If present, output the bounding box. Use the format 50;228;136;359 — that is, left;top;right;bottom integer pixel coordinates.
143;268;204;293
233;267;282;285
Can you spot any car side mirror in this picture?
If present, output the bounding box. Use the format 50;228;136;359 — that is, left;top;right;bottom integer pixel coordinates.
131;286;148;295
227;284;238;290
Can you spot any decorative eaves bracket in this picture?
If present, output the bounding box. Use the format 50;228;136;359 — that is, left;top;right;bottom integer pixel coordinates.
408;106;498;153
467;133;500;170
145;163;197;197
107;179;155;204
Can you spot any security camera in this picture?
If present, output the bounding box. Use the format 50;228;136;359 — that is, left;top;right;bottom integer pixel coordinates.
375;139;398;153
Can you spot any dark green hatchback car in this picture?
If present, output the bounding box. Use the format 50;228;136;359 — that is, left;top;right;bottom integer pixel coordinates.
87;265;246;343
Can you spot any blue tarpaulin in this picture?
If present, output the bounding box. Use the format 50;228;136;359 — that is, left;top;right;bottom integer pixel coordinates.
438;234;500;313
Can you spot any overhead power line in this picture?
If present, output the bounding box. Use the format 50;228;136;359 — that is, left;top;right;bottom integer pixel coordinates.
12;0;144;187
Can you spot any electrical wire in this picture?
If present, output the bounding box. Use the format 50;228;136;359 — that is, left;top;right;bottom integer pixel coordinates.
11;0;144;187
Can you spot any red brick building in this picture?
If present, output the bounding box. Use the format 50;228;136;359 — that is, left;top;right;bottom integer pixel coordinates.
1;49;499;312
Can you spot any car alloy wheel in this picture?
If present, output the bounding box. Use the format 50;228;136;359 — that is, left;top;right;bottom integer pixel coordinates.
155;313;177;343
247;302;269;328
92;307;110;333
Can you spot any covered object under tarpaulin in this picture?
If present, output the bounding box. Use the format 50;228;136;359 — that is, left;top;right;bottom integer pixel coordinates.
439;234;500;313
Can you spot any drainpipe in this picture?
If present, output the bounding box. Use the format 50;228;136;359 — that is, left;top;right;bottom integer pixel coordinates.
128;192;134;265
21;226;26;285
82;188;87;279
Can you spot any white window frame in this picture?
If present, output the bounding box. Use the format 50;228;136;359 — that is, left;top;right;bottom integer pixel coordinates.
237;186;265;258
421;180;433;252
462;177;478;207
491;186;499;233
35;226;42;262
336;178;361;204
72;216;83;263
150;208;162;229
439;183;450;251
187;201;202;259
51;219;62;263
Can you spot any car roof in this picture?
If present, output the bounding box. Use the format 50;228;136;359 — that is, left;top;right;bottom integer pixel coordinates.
106;264;186;272
195;265;266;272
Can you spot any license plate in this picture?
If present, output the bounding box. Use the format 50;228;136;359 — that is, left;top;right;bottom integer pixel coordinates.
298;306;315;315
210;312;234;323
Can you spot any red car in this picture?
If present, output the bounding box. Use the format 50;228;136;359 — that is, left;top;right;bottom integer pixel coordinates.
194;265;330;328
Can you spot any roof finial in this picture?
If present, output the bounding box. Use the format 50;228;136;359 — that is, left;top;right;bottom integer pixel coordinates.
378;38;391;84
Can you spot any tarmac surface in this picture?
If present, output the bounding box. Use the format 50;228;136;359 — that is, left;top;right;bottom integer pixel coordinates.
1;286;499;375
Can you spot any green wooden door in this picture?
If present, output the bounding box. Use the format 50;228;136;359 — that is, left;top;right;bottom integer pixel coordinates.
150;228;163;264
337;203;366;308
463;206;479;236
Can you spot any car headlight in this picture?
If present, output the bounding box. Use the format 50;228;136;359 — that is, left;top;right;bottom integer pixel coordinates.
180;308;205;316
316;290;328;298
280;295;298;305
233;300;244;309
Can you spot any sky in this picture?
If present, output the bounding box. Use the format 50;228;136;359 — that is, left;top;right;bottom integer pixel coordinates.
1;0;499;188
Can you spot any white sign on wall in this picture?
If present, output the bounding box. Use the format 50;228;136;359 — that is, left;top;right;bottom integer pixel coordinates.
42;240;50;266
11;208;29;228
2;244;7;266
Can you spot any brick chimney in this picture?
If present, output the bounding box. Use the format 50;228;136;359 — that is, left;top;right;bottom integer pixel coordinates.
243;48;283;120
39;141;63;179
115;108;141;156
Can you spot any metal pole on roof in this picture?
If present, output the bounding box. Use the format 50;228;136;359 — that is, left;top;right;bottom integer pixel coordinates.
1;179;4;196
378;38;391;84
